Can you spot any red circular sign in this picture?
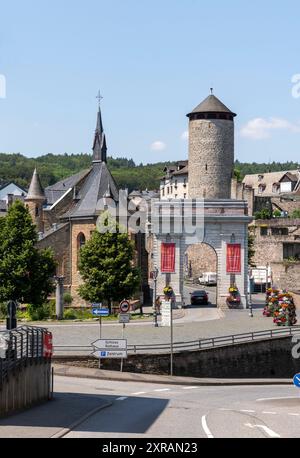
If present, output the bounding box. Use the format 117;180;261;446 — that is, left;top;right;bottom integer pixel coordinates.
120;300;130;313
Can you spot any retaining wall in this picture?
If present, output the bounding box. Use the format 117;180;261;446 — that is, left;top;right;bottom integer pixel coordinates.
0;361;51;417
54;336;300;378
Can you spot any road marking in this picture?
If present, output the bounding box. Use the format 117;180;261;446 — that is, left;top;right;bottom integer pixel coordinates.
245;423;280;438
116;397;128;401
262;411;277;415
288;413;300;416
132;392;147;396
201;415;214;439
182;386;198;390
256;396;296;402
154;389;171;392
240;410;255;413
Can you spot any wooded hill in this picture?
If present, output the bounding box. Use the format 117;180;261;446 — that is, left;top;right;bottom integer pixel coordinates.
0;153;298;192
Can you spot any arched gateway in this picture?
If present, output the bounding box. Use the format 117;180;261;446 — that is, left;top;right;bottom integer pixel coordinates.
149;93;252;309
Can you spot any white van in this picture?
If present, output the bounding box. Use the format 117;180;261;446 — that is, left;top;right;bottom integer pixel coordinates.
199;272;217;286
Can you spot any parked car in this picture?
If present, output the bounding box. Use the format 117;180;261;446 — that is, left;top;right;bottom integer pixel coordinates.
198;272;217;286
190;290;209;305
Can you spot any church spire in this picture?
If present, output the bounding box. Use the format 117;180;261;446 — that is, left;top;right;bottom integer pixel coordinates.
92;92;107;163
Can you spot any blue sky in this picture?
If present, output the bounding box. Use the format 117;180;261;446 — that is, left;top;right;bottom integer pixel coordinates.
0;0;300;164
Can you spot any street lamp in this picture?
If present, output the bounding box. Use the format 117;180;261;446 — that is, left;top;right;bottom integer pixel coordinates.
152;267;159;327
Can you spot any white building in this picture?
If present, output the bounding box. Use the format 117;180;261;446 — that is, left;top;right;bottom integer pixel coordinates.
0;181;27;203
160;161;188;200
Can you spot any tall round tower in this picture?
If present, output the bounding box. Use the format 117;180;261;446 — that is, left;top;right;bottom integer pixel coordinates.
187;92;236;199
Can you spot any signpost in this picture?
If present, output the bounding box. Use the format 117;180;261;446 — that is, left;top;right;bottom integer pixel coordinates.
119;300;130;313
92;350;127;359
92;339;127;350
161;299;174;376
91;303;109;369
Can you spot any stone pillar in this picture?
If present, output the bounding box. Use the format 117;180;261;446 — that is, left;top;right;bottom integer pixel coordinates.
55;276;64;320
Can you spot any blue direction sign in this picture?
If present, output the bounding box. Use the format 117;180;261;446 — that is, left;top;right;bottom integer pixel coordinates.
92;308;109;317
92;303;102;308
293;373;300;388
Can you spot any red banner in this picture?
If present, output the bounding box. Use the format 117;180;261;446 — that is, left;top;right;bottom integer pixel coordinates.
227;244;241;273
43;333;53;358
161;243;176;273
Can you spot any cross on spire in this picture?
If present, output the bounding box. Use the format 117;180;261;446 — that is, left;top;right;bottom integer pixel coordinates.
210;87;214;95
96;90;103;109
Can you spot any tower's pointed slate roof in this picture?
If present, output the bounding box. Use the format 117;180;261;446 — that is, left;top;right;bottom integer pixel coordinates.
61;162;119;219
187;94;236;117
93;108;107;162
26;168;45;200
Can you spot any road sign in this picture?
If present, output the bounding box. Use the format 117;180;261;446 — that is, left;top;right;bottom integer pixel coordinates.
119;313;131;324
92;303;102;308
92;350;128;359
293;373;300;388
120;300;130;313
161;300;171;327
92;339;127;350
92;308;109;317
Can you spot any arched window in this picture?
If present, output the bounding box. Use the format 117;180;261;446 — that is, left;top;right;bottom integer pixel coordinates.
77;233;86;268
77;232;86;250
35;205;40;217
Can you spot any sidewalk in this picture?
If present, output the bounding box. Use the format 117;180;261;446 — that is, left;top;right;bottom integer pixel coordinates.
53;363;292;387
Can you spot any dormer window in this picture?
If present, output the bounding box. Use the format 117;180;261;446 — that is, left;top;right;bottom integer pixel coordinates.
258;175;264;182
258;184;265;194
272;183;280;194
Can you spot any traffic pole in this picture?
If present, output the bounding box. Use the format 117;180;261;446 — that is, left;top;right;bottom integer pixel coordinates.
170;300;173;376
99;315;102;369
120;323;125;372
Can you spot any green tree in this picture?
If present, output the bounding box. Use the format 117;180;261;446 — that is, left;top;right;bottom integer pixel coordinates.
291;209;300;218
78;213;141;312
254;208;272;220
0;201;57;306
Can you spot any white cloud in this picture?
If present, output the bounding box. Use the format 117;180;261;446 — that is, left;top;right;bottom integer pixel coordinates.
240;117;300;140
150;141;166;151
181;130;189;140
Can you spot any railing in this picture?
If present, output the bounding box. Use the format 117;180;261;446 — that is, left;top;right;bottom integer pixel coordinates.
0;326;51;390
53;325;300;356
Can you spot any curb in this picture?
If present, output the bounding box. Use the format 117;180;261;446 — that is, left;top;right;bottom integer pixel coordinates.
53;364;293;387
50;400;113;438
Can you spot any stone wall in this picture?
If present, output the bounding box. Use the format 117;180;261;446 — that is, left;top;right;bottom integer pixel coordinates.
38;223;71;287
185;243;217;278
271;261;300;291
188;119;234;199
0;360;51;417
54;336;300;378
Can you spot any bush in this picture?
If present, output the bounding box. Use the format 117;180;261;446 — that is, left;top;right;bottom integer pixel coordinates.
64;308;77;320
27;301;56;321
0;303;7;319
63;293;73;305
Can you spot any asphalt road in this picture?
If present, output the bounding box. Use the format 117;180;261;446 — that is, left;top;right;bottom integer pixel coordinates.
0;376;299;438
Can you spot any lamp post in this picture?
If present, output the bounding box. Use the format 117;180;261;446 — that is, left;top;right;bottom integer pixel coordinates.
152;267;159;327
248;268;253;318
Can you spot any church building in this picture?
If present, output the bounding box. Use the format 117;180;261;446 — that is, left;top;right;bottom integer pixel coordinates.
25;107;148;306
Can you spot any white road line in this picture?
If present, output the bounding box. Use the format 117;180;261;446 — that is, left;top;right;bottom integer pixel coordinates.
288;413;300;416
245;423;280;438
154;389;171;392
132;392;147;396
201;415;214;439
262;411;277;415
182;386;198;390
116;397;128;401
240;410;256;413
256;396;296;402
219;408;233;411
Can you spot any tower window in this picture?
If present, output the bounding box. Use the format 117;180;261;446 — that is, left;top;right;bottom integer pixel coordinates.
77;232;86;268
205;164;208;172
35;206;39;217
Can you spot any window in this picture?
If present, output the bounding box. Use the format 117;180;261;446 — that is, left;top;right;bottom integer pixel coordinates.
183;179;187;188
77;233;86;268
283;243;300;259
258;185;265;194
271;227;288;236
205;164;208;172
258;175;264;182
162;188;165;197
167;187;170;194
35;206;39;217
184;193;187;199
260;227;268;236
272;184;280;194
170;186;173;194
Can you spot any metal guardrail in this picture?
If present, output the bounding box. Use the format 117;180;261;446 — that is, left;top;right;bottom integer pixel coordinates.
0;326;51;390
53;325;300;356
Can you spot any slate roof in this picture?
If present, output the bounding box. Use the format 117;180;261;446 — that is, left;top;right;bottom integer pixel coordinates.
188;94;236;117
45;169;90;205
61;161;119;219
26;169;45;200
243;170;299;196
